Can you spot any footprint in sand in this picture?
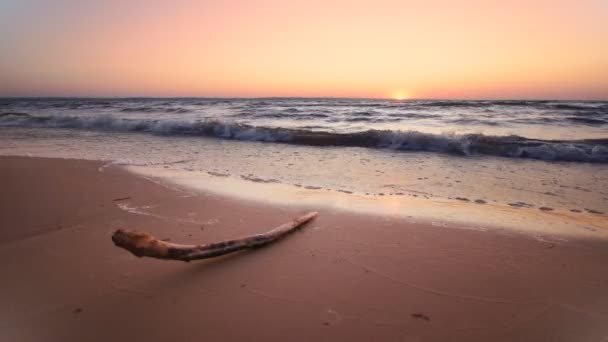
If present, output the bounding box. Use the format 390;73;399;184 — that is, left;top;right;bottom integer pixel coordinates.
321;308;342;326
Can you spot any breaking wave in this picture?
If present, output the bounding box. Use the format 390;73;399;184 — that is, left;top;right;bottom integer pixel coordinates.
1;112;607;163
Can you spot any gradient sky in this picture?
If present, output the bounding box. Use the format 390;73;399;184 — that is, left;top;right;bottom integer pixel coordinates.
1;0;607;99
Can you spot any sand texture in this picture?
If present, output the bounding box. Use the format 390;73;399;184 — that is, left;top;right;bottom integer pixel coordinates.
1;156;608;341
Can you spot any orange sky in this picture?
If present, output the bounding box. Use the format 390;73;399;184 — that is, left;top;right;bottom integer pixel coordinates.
1;0;607;99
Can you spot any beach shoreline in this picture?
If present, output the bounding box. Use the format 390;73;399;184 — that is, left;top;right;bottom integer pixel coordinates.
1;155;608;341
124;163;608;241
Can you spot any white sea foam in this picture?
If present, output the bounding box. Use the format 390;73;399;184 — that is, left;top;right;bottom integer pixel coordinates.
1;112;607;163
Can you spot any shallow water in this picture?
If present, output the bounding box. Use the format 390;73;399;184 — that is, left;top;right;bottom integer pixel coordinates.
2;126;607;209
1;126;606;238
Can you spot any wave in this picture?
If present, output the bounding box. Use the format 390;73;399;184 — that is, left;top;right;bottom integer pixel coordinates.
550;103;607;110
418;101;490;107
566;117;607;125
1;112;607;163
119;106;191;113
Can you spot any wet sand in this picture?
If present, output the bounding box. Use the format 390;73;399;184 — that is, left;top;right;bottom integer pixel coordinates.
1;156;608;341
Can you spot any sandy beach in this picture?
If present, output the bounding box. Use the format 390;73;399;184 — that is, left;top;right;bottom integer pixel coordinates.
1;155;607;341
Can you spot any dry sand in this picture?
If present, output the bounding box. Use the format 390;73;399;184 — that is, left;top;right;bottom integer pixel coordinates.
1;156;608;341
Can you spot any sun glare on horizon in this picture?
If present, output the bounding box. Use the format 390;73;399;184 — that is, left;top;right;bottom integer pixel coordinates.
392;91;411;101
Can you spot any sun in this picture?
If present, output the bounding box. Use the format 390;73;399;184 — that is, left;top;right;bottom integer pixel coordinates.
392;90;410;101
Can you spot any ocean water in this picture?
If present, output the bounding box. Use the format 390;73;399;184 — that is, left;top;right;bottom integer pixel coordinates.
1;98;607;237
1;98;607;162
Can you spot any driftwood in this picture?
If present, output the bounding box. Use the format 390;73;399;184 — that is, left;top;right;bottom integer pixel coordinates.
112;211;318;262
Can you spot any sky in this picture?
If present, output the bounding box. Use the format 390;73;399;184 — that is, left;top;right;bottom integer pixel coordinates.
1;0;607;99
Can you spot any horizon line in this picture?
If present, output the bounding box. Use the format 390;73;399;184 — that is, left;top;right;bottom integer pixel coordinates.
1;95;607;102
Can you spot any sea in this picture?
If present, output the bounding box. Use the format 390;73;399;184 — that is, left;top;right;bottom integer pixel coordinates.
1;98;607;238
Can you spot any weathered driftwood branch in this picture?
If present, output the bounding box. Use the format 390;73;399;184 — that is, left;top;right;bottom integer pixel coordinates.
112;211;318;262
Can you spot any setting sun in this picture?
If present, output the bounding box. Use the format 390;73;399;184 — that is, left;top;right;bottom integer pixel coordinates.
392;90;410;100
